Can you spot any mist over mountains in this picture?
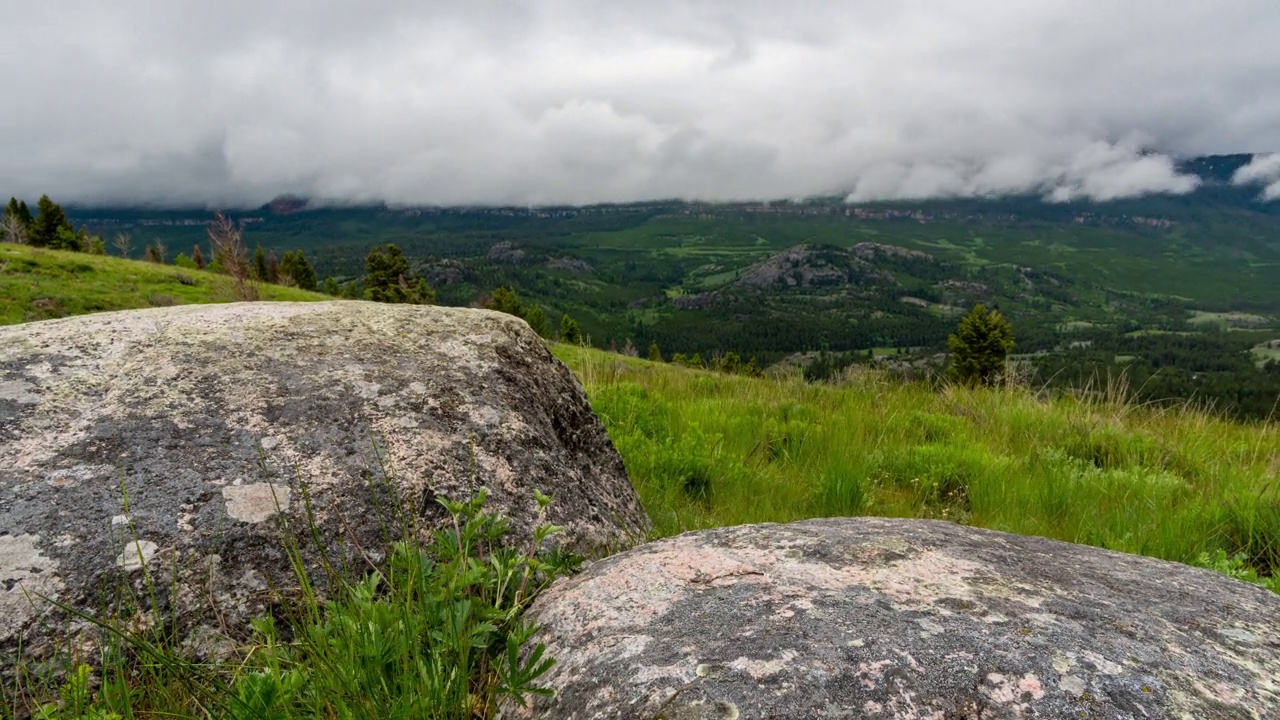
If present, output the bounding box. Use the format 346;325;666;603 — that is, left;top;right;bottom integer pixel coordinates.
4;2;1280;207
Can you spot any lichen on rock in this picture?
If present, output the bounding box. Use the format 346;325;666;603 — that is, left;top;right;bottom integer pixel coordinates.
0;300;649;672
510;518;1280;719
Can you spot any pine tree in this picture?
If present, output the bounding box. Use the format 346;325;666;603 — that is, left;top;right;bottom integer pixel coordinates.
1;200;28;244
947;304;1015;387
364;244;432;304
6;197;32;229
524;305;550;337
559;314;581;344
29;195;73;248
279;250;317;290
266;251;280;284
485;287;524;317
253;246;268;281
647;341;662;362
322;276;341;296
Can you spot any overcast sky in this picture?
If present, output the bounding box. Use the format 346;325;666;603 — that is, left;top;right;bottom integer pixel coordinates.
3;1;1280;207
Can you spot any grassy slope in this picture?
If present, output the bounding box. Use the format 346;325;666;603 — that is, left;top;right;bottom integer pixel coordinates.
0;244;327;325
555;344;1280;585
1;244;1274;580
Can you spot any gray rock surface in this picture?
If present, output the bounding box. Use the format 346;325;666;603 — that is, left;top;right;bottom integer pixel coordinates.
1;301;648;668
510;518;1280;720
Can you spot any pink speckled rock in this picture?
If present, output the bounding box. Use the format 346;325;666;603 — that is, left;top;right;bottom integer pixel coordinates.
1;301;648;673
510;518;1280;720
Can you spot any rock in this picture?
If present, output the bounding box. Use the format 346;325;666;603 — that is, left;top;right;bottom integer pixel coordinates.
546;256;594;274
733;245;894;291
851;242;933;262
487;241;528;264
1;301;648;670
510;518;1280;720
421;258;468;287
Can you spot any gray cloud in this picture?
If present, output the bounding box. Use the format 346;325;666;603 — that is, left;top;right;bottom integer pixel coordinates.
1233;154;1280;200
2;1;1278;207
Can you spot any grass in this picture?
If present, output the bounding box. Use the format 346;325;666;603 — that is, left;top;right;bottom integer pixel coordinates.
6;484;577;719
0;244;327;324
554;344;1280;589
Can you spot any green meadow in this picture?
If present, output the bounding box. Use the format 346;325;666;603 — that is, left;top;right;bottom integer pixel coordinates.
555;345;1280;589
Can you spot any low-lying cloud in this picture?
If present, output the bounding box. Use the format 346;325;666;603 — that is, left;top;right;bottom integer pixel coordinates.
2;1;1278;207
1232;154;1280;201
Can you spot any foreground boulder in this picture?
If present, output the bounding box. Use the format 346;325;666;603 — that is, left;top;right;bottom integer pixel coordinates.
1;301;648;666
511;518;1280;719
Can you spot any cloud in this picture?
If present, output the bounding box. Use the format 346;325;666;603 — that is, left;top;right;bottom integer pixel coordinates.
1;1;1277;206
1232;154;1280;200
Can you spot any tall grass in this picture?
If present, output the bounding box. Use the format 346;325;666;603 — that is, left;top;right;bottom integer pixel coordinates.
556;345;1280;590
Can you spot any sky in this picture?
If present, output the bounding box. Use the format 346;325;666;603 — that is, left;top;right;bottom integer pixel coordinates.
2;1;1280;207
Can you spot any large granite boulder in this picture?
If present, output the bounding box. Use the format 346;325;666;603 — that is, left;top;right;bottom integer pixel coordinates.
510;518;1280;719
1;301;648;667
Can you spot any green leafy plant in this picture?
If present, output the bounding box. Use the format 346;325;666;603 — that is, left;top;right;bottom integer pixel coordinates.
231;488;576;719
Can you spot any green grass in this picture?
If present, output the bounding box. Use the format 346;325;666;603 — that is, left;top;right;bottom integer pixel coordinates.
0;244;327;324
555;344;1280;588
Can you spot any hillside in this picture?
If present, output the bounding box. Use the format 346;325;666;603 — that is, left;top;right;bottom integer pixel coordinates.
51;155;1279;419
0;244;328;324
552;344;1280;591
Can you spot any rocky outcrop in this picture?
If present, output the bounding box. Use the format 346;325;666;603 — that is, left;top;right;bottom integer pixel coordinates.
421;258;468;287
487;241;528;264
852;242;932;262
510;518;1280;720
546;257;594;275
1;301;648;667
735;245;862;289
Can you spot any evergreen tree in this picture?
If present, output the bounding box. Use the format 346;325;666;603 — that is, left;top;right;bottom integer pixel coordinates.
524;305;550;337
648;341;662;362
174;252;198;269
253;246;268;281
266;251;280;284
485;287;524;317
671;353;688;366
144;242;163;263
364;244;432;304
559;314;581;344
29;195;73;248
719;351;741;374
690;352;704;368
279;250;317;290
1;200;28;244
322;276;341;296
87;235;106;255
947;304;1015;387
6;197;33;229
